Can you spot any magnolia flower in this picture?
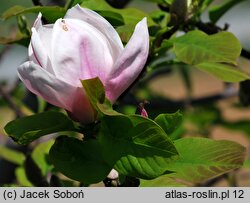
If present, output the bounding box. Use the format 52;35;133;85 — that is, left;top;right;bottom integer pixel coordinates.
18;5;149;123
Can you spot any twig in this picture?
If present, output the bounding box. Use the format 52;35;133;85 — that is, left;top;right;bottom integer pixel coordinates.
0;86;24;118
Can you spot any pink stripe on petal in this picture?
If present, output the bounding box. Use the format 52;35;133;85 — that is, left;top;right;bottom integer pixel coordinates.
65;5;123;60
105;18;149;103
50;18;113;86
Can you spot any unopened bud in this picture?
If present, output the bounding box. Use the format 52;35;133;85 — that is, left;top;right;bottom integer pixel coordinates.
136;100;149;118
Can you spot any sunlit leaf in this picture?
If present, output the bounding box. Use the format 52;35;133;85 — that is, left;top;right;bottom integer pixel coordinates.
173;30;241;65
166;137;246;184
196;62;250;82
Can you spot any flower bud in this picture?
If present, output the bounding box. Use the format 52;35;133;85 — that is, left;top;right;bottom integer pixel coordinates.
18;5;149;124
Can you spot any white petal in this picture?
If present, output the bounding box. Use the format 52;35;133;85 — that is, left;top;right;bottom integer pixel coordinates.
32;13;53;57
50;18;114;86
30;14;54;73
18;61;96;123
18;61;75;110
65;5;123;59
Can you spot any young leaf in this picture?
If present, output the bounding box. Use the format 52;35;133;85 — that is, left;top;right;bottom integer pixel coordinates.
209;0;247;23
49;136;112;184
4;111;77;145
81;77;105;108
196;62;250;82
166;137;246;184
173;30;241;65
82;77;119;116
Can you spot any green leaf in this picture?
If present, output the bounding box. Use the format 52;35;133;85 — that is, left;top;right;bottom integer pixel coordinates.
65;0;84;9
173;30;242;65
100;114;179;179
50;114;179;183
31;140;54;176
150;10;169;25
196;62;250;82
154;111;183;137
81;0;155;27
96;10;124;26
166;137;246;184
4;111;77;145
82;77;118;116
0;145;25;165
140;175;188;187
49;136;112;184
209;0;247;23
1;5;66;23
81;77;105;109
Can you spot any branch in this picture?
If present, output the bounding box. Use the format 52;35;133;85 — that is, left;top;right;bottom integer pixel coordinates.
120;87;238;111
